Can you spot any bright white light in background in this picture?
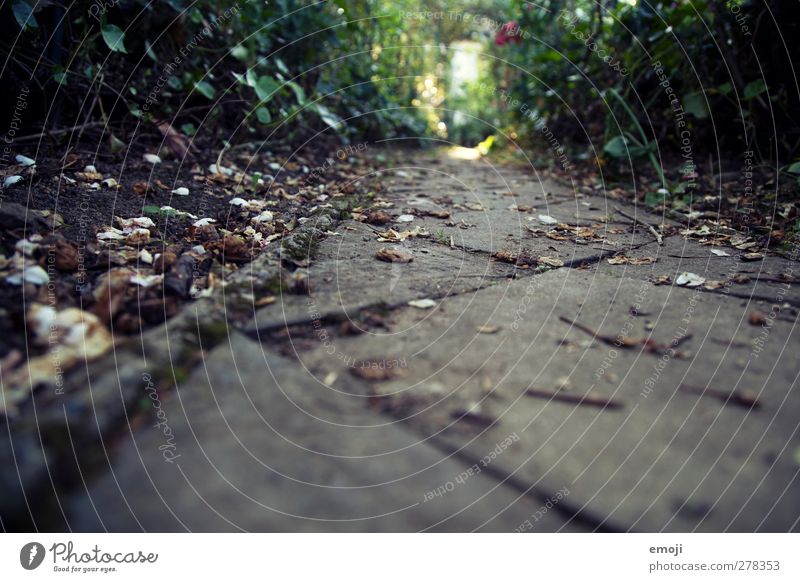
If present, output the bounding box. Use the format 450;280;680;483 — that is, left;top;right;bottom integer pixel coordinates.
450;41;481;131
450;42;480;97
620;0;638;6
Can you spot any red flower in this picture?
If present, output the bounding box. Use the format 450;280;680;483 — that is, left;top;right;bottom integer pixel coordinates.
495;21;522;46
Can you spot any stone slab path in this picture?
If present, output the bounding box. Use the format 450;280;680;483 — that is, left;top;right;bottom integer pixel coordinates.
65;151;800;532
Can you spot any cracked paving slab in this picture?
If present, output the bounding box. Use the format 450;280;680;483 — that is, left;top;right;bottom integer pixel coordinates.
382;160;668;261
243;178;669;335
286;267;800;532
66;332;584;532
242;220;518;334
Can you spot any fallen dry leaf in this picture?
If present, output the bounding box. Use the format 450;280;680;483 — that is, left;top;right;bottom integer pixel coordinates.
1;306;113;414
350;359;409;381
366;211;392;225
376;247;413;263
538;214;558;225
538;256;564;267
156;120;198;159
675;272;706;287
476;324;501;334
607;255;656;265
425;210;450;219
376;227;429;243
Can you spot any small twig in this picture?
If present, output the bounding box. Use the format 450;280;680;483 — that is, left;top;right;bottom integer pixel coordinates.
455;274;515;278
754;276;800;285
451;410;497;426
615;206;664;245
13;120;113;142
709;338;752;349
214;142;229;174
526;388;624;410
559;315;692;356
679;384;760;409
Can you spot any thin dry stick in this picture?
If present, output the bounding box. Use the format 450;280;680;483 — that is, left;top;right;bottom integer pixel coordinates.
526;388;624;410
615;206;664;245
559;315;693;351
679;384;760;409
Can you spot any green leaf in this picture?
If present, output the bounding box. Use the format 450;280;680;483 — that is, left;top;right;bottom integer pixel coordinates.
230;45;248;60
744;79;767;100
683;93;708;119
194;80;215;99
145;40;158;62
52;70;68;86
101;23;127;53
604;135;649;159
786;162;800;174
274;58;290;76
313;104;343;130
143;205;177;217
180;123;197;136
109;134;126;153
255;107;272;124
645;190;667;206
603;135;629;159
12;1;37;30
287;81;306;105
717;82;733;95
254;76;280;102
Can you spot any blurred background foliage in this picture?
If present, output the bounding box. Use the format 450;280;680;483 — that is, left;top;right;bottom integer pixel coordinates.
1;0;798;177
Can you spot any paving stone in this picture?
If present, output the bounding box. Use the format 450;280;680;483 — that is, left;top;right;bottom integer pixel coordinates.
291;268;800;532
66;333;582;532
243;220;517;334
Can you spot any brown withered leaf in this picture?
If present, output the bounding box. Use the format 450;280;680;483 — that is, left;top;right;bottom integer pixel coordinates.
425;209;451;219
376;247;413;263
351;359;409;381
156;120;198;160
493;249;536;266
132;181;151;196
91;268;134;323
365;210;392;225
476;324;501;334
221;234;250;262
545;231;571;241
607;255;656;265
538;256;564;267
42;236;80;271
